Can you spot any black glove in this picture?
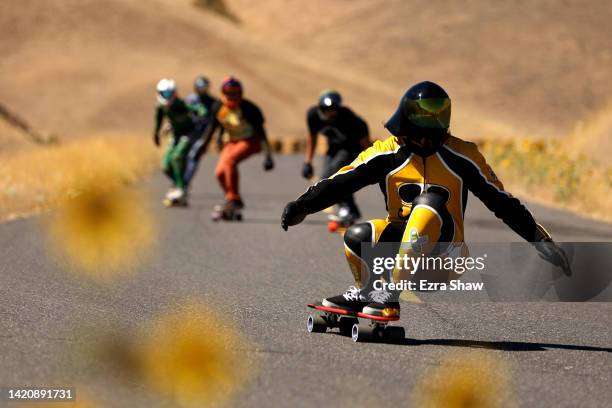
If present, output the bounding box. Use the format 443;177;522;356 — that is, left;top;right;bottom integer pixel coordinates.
281;200;308;231
302;162;314;179
263;155;274;171
534;239;572;276
153;133;160;147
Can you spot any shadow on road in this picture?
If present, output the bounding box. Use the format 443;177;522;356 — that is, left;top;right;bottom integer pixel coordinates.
401;338;612;352
322;332;611;351
240;218;329;226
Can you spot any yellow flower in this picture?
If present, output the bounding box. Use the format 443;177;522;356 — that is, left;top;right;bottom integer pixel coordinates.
531;139;546;153
47;175;156;279
414;351;513;408
140;301;256;407
520;138;533;152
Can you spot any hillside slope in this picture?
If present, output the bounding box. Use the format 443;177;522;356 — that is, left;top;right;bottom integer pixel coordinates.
0;0;396;141
0;0;610;159
228;0;612;143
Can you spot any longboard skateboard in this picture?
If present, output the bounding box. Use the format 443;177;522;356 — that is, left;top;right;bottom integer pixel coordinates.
326;209;356;234
163;189;188;208
307;303;404;343
211;205;243;221
163;197;188;207
327;219;353;234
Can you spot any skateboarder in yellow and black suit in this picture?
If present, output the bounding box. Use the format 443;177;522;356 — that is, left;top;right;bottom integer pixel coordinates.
281;81;571;318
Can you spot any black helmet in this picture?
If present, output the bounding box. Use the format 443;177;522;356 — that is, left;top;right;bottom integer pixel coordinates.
317;89;342;121
385;81;451;155
318;89;342;109
194;76;210;94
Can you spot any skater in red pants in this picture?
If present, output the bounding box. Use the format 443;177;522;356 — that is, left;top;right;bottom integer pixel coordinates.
204;76;274;220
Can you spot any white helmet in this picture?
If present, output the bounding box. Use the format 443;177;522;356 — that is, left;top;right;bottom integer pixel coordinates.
156;78;176;105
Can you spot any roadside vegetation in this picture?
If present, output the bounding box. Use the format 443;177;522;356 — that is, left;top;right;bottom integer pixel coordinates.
0;134;160;274
0;134;158;221
480;137;611;222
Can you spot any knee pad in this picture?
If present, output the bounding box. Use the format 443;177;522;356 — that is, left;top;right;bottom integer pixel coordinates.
412;191;454;243
344;222;372;258
412;191;448;213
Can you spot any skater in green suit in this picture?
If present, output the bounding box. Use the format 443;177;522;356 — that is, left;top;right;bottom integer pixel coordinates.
153;78;200;206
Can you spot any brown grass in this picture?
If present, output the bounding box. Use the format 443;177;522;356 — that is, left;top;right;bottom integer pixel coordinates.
0;134;158;221
566;101;612;164
480;137;612;222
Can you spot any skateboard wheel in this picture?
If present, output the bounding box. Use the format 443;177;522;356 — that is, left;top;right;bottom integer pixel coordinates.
351;323;373;342
327;221;339;233
307;314;327;333
338;317;358;336
385;326;405;342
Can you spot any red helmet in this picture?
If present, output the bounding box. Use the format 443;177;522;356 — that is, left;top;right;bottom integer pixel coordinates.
221;76;243;108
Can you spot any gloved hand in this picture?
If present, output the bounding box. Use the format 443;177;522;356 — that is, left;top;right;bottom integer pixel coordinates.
534;238;572;276
302;162;314;179
263;155;274;171
281;200;308;231
153;133;160;147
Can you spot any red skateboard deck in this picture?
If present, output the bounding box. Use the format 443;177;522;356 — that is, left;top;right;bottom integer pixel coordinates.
307;303;399;322
307;302;404;342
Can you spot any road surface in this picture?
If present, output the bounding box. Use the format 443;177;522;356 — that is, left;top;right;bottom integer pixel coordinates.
1;155;611;407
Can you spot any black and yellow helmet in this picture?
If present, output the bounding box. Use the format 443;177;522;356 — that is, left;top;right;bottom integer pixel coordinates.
385;81;451;155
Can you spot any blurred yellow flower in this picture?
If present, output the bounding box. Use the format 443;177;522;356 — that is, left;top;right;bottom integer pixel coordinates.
140;301;256;407
414;351;513;408
520;138;532;152
47;176;156;279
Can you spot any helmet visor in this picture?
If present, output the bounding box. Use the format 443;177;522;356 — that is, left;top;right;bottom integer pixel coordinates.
159;89;174;100
223;90;242;101
404;97;450;129
222;90;242;108
195;78;209;93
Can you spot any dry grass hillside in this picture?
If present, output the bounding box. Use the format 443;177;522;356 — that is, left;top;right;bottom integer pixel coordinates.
1;0;610;152
0;0;610;220
0;117;31;153
0;0;393;140
228;0;612;150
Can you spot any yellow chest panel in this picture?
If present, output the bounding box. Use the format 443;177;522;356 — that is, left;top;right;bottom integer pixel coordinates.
217;107;254;141
386;154;465;238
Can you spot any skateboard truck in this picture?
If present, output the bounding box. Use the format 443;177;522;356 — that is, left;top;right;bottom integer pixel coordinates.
307;303;405;343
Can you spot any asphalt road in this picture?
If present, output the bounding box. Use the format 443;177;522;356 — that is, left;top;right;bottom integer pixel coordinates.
1;155;611;407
